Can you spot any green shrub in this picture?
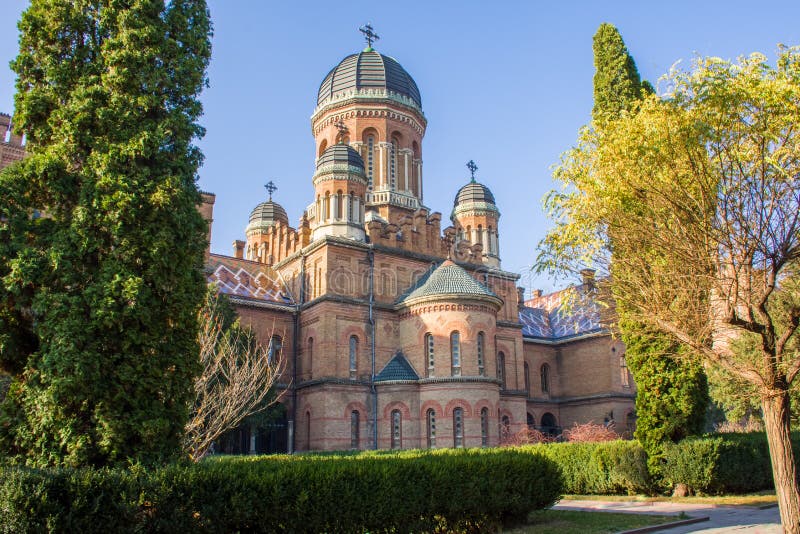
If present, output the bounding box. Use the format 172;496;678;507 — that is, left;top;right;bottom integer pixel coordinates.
661;432;799;494
519;440;652;495
0;448;562;533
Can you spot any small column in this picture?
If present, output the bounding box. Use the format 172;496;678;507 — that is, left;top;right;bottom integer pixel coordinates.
416;160;423;201
353;196;361;223
403;150;410;193
379;142;390;190
329;195;336;221
249;424;257;455
482;229;490;257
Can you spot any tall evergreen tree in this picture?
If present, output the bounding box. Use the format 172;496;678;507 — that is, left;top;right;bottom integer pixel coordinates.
590;23;708;468
592;23;646;122
0;0;212;467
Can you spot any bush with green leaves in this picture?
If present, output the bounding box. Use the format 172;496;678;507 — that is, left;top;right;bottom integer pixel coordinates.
521;440;652;495
0;448;563;533
661;432;800;494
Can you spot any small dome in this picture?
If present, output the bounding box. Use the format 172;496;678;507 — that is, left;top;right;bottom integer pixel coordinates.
317;49;422;109
397;260;501;307
247;200;289;233
317;144;365;170
454;181;496;206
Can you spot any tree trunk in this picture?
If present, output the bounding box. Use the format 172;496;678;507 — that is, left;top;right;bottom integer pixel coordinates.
762;390;800;533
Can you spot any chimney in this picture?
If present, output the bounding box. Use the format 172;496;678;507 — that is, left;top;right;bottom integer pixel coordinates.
580;268;596;289
532;289;543;298
233;240;246;259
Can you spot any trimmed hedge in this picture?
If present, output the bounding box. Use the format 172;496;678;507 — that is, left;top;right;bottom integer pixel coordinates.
519;440;652;495
0;448;562;533
661;432;800;495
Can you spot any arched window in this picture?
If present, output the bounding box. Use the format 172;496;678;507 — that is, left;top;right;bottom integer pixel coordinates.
391;409;402;449
367;135;375;190
450;331;461;376
527;412;535;430
501;415;511;440
540;363;550;394
497;351;506;388
318;139;328;157
480;408;489;446
349;335;358;378
336;189;343;220
453;407;464;448
477;332;485;376
268;335;282;364
524;362;530;395
307;338;313;380
305;410;311;451
426;408;436;448
425;333;435;377
620;355;630;387
626;411;637;436
541;412;557;436
350;411;360;450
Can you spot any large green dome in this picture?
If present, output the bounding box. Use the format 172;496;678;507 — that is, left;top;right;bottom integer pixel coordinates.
317;49;422;108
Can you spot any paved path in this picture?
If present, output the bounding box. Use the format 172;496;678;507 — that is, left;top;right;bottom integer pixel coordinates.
554;499;782;533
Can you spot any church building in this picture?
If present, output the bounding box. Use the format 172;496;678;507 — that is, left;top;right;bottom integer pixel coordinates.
202;28;636;453
1;28;636;454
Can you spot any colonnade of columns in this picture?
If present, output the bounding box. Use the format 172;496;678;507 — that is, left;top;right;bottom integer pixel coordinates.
316;192;365;225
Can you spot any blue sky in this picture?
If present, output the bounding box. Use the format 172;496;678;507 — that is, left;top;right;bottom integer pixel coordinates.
1;1;799;294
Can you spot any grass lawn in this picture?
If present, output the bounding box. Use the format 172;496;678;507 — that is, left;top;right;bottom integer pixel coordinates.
563;491;777;507
505;510;680;534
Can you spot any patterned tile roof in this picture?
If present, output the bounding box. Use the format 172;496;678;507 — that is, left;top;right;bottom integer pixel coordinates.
519;284;603;340
375;352;419;382
397;260;498;304
206;254;293;305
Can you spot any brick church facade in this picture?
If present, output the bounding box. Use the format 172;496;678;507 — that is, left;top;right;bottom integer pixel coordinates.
1;38;636;454
201;40;637;453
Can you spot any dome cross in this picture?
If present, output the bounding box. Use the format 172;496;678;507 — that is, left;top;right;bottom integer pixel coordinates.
264;181;277;201
359;23;380;49
466;160;478;183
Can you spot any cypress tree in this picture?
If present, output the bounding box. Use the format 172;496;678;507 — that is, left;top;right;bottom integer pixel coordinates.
0;0;212;467
591;23;708;469
592;23;646;121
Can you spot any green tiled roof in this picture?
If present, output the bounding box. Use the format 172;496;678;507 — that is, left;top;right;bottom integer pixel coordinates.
375;352;419;382
398;260;499;305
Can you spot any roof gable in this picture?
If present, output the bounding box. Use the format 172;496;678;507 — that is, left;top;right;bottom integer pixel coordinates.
375;352;419;382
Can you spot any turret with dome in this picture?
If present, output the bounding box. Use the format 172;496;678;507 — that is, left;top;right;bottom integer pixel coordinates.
451;161;501;268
